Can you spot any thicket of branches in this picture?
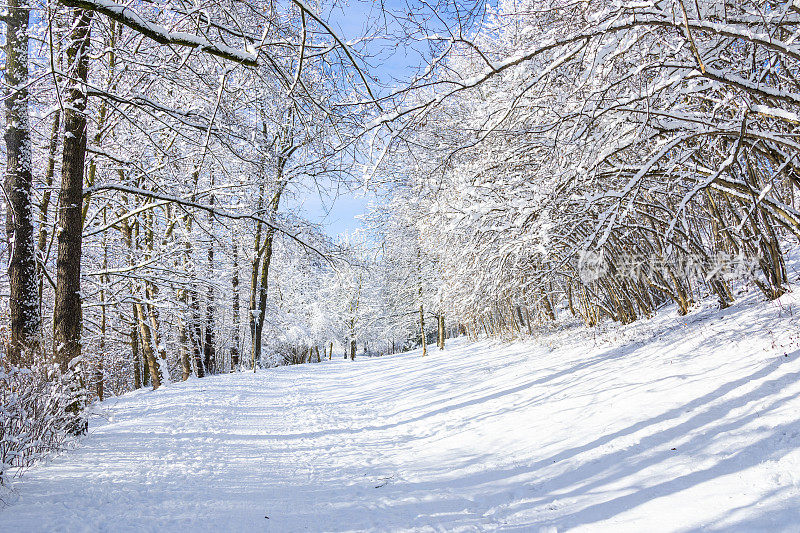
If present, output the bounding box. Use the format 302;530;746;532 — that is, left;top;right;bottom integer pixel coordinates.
4;0;800;473
0;0;411;465
371;0;800;336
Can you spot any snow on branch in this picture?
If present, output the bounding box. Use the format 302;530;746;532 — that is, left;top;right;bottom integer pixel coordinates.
82;183;331;260
58;0;258;66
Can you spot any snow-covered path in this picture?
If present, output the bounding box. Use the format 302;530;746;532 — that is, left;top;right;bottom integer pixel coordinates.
4;294;800;531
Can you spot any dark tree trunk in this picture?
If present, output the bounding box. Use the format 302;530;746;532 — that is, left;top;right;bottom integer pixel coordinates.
515;306;525;332
419;303;427;356
179;201;204;378
349;338;356;361
204;300;215;374
123;219;142;389
252;177;285;370
191;289;205;377
248;184;264;370
4;0;40;365
252;225;275;369
524;307;533;336
177;287;192;380
130;314;141;389
142;327;150;387
204;190;216;373
231;242;240;369
54;8;92;374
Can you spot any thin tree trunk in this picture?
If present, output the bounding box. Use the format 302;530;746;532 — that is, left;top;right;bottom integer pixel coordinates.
248;184;264;370
36;43;61;315
96;207;108;401
4;0;40;365
180;169;204;378
134;302;161;390
121;209;142;388
205;271;216;374
177;291;192;380
204;186;216;374
145;284;168;382
524;306;533;336
252;178;285;370
80;20;116;225
252;225;274;369
541;290;556;321
419;304;427;357
130;312;141;389
190;290;205;377
231;241;240;369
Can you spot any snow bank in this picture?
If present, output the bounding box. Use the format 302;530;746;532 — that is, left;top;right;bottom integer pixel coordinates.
2;290;800;531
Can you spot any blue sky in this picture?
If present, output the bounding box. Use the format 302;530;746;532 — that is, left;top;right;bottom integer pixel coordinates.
289;0;429;237
290;1;488;236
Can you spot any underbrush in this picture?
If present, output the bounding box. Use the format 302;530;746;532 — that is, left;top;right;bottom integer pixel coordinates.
0;364;86;487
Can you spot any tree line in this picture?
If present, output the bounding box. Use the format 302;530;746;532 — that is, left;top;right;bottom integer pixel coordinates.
4;0;799;470
370;0;800;338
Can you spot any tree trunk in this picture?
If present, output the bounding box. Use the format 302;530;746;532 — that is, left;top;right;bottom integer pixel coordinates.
4;0;40;365
95;208;108;401
419;304;427;357
204;188;216;374
248;185;264;370
251;177;285;370
515;306;525;332
524;306;533;336
36;53;61;314
134;302;161;390
252;225;274;369
416;246;427;356
130;313;141;389
231;242;240;369
177;171;205;378
437;314;445;350
145;284;168;383
541;290;556;321
122;218;142;389
177;291;192;381
53;8;92;374
204;278;216;374
190;289;205;377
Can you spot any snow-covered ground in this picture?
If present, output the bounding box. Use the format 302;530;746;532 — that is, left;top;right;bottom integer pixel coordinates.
3;291;800;531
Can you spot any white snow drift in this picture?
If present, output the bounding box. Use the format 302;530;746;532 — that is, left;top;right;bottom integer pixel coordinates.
3;291;800;531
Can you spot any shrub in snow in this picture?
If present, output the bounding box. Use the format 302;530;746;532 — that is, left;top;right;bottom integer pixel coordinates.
0;364;87;485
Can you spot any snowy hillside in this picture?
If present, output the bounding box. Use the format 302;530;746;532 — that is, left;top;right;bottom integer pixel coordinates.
4;291;800;532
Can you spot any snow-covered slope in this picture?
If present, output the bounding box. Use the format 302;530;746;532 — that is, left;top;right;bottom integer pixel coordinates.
3;292;800;532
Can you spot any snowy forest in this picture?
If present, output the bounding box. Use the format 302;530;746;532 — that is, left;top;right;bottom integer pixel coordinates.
4;0;800;530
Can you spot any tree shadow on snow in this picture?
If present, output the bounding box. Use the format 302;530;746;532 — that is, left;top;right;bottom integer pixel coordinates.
369;350;800;530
